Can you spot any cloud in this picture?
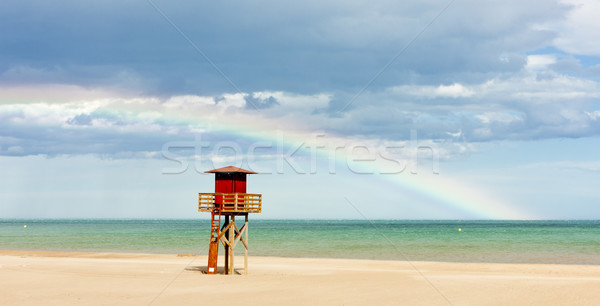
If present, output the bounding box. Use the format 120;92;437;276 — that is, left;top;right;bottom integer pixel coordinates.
525;54;557;70
552;0;600;55
434;83;475;98
0;0;572;94
393;83;475;99
523;160;600;172
2;62;600;159
1;1;599;159
587;111;600;120
475;112;525;124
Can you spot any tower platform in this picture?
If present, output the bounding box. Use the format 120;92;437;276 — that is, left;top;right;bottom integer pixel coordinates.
198;193;262;214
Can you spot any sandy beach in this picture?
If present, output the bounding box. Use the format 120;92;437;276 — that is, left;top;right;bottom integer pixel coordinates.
1;250;599;305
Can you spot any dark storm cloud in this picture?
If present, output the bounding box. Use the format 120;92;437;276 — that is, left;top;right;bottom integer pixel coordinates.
0;0;569;95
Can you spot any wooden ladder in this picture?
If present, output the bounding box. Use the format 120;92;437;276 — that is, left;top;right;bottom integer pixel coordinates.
206;206;222;274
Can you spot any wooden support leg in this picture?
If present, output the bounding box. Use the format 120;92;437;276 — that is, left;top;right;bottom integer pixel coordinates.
230;215;235;275
244;214;248;275
224;215;230;275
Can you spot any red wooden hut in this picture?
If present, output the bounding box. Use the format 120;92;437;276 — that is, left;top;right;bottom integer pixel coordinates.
198;166;261;275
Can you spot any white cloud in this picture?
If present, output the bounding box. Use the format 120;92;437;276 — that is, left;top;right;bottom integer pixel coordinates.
164;95;215;109
525;54;557;70
218;93;247;108
2;63;600;158
254;91;330;111
475;112;525;124
0;84;123;103
586;111;600;120
434;83;475;98
477;72;600;101
524;160;600;172
392;83;474;98
553;0;600;55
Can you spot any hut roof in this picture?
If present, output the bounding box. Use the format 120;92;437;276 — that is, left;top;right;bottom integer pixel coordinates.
204;166;258;174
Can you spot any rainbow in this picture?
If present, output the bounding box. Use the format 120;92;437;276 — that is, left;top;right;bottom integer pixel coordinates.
12;92;533;220
117;98;534;220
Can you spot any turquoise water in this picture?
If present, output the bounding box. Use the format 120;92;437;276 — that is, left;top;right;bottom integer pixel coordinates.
1;219;599;264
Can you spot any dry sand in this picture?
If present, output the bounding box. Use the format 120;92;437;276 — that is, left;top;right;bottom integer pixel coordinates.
1;250;599;305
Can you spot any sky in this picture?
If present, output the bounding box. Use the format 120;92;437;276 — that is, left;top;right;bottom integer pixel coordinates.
1;0;600;219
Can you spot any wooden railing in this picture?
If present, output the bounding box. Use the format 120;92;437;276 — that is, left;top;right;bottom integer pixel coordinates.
198;193;262;213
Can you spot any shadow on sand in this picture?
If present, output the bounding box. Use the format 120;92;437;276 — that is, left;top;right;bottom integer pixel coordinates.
186;266;242;275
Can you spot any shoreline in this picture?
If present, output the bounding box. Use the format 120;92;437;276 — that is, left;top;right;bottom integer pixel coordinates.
2;250;600;305
2;248;598;266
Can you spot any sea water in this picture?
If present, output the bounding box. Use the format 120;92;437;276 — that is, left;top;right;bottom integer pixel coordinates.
1;219;599;264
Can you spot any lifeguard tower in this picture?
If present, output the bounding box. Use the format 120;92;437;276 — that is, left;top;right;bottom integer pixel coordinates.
198;166;262;275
